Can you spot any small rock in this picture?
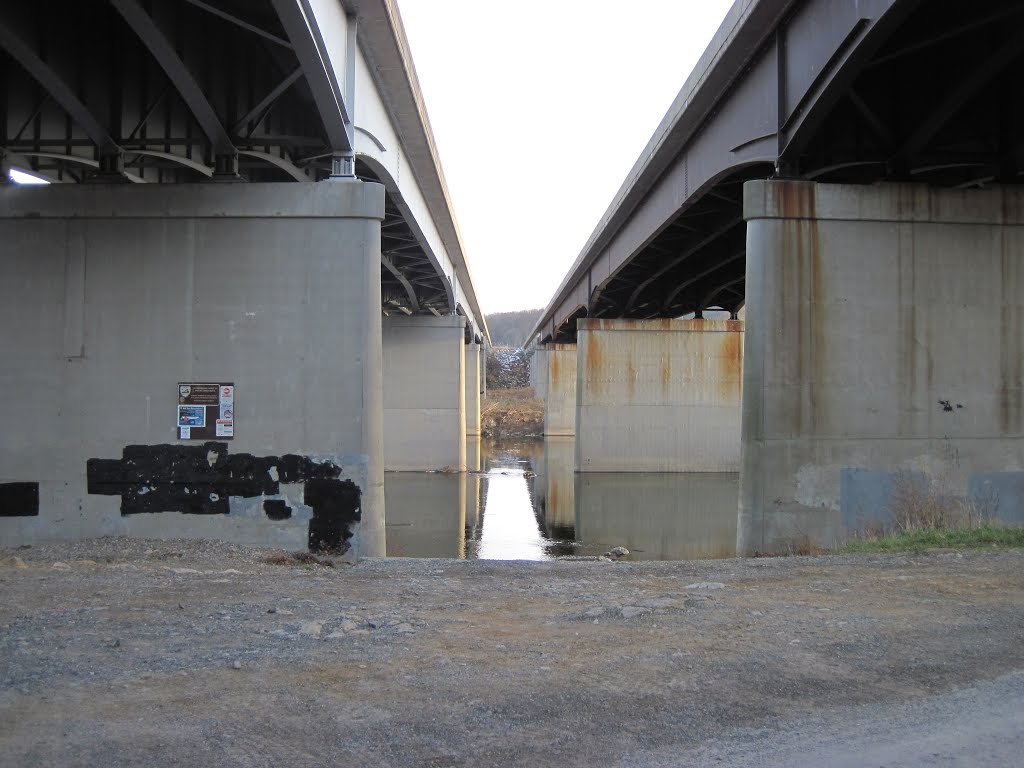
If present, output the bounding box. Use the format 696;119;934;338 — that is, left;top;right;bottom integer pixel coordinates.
395;623;416;634
606;547;630;558
621;606;651;620
51;562;71;569
298;621;323;638
583;607;606;618
639;598;678;609
367;620;380;630
267;607;277;614
325;630;347;640
685;582;727;590
109;638;121;648
232;661;242;670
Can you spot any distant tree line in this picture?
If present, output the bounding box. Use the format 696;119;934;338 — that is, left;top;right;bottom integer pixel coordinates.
484;309;542;348
485;347;530;390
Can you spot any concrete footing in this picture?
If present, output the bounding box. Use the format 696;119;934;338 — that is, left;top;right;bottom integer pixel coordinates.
739;180;1024;555
575;318;743;472
382;314;467;471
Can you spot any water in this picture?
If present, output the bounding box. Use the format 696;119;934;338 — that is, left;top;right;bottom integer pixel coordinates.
384;437;739;560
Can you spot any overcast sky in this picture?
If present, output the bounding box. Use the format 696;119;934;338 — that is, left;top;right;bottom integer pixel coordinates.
396;0;735;315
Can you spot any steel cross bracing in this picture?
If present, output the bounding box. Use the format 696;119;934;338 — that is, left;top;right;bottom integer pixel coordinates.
533;0;1024;345
0;0;458;320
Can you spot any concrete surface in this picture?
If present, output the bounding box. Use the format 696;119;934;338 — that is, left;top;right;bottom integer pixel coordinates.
575;318;743;472
740;180;1024;555
0;181;387;556
541;344;578;435
465;342;482;436
382;314;466;471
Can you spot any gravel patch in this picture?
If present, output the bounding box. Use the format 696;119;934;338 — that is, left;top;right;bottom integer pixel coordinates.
1;537;1022;766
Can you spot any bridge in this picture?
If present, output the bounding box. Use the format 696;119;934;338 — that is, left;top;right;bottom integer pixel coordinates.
528;0;1024;553
0;0;489;556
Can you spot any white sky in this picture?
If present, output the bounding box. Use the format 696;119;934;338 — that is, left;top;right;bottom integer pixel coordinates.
396;0;735;315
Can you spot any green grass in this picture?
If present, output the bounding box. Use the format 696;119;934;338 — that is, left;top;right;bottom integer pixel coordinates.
839;523;1024;554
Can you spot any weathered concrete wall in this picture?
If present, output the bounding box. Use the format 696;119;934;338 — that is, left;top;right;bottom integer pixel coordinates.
543;344;578;435
0;181;387;556
465;342;482;436
575;473;739;560
575;319;743;472
740;180;1024;554
531;348;549;401
382;314;466;471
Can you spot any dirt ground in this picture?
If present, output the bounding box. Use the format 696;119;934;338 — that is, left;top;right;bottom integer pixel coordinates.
2;539;1023;767
480;387;544;438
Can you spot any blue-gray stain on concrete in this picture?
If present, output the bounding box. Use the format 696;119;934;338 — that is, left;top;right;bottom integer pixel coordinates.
840;469;929;531
841;469;897;530
968;473;1024;524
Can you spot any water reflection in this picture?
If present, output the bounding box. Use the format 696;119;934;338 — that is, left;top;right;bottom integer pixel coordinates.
384;436;739;560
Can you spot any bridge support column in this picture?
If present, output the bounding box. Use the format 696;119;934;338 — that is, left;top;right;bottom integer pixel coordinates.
0;181;387;557
739;180;1024;555
465;341;482;436
541;344;577;435
530;347;548;400
382;314;466;471
575;318;743;472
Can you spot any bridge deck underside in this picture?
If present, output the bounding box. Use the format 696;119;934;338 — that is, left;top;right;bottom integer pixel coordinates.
545;0;1024;344
0;0;452;319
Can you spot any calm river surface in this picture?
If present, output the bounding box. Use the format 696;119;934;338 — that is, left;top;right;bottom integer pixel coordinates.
384;437;738;560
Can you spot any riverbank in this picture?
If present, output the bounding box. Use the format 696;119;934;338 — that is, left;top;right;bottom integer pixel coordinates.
2;537;1022;766
480;386;544;438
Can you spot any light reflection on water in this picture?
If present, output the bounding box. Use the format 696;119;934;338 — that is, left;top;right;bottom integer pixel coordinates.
384;437;738;561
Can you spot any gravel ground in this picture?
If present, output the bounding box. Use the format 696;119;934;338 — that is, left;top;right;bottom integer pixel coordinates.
1;538;1022;767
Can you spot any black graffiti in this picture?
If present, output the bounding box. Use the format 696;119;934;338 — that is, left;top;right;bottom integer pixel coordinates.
263;499;292;520
0;482;39;517
87;443;360;552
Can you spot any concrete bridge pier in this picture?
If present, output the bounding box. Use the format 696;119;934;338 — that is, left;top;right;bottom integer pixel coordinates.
465;341;482;437
540;344;578;436
739;180;1024;555
574;318;744;472
0;181;388;557
382;314;467;471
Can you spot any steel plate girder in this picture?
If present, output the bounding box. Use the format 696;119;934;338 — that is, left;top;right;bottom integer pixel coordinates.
535;0;908;343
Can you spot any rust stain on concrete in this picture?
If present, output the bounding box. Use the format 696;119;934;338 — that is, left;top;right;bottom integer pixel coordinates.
777;179;823;436
719;329;744;399
549;352;562;388
776;180;817;221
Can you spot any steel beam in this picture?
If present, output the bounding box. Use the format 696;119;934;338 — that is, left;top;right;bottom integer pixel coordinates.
0;15;119;156
110;0;236;159
899;24;1024;161
231;68;303;136
269;0;352;153
381;254;421;313
182;0;293;49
